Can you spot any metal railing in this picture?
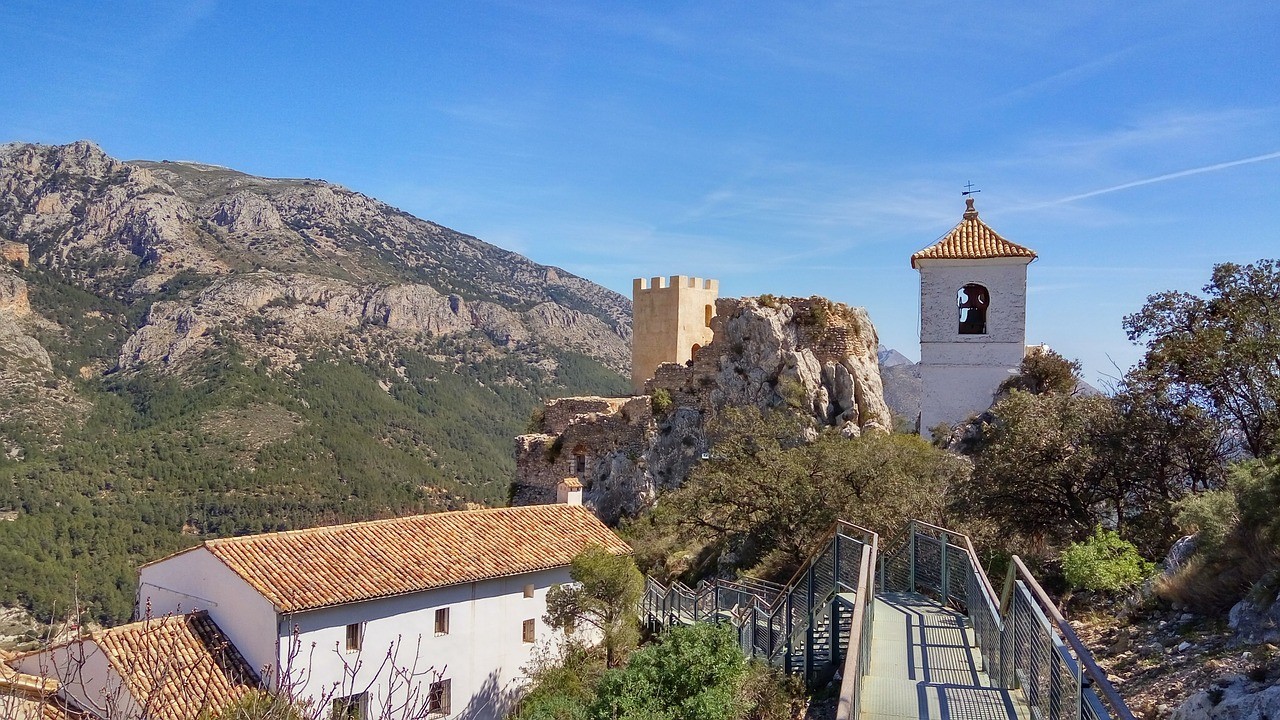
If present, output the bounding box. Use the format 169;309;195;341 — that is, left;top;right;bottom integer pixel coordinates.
880;520;1135;720
642;521;878;689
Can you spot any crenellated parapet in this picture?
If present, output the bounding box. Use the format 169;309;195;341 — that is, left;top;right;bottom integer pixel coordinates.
631;274;719;393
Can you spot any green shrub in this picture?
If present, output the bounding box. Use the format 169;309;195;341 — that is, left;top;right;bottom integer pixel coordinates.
1173;489;1237;551
1061;527;1155;592
651;389;673;417
591;623;746;720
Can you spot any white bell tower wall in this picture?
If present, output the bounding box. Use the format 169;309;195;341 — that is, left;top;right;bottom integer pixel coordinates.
918;256;1031;433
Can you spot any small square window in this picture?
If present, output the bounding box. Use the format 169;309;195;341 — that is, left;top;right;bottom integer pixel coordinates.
522;618;535;643
523;583;535;599
345;623;363;653
428;678;451;716
435;607;450;636
333;692;368;720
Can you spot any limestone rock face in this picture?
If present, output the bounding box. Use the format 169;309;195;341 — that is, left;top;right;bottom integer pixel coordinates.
0;140;632;376
513;295;892;522
1171;676;1280;720
1229;595;1280;645
656;296;891;433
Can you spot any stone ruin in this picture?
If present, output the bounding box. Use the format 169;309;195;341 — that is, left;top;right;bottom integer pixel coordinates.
512;295;892;523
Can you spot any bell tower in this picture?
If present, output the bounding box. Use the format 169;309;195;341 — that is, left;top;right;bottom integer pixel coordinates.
912;198;1037;435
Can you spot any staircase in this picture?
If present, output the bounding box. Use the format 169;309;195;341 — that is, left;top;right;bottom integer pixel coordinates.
641;520;1138;720
641;521;878;687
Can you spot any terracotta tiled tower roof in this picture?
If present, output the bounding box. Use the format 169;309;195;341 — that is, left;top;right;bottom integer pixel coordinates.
910;198;1037;268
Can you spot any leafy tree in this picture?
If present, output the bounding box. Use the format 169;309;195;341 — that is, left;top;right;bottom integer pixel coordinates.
1124;259;1280;457
1061;527;1155;592
545;546;644;667
954;391;1114;545
659;407;964;577
998;348;1081;396
955;379;1226;556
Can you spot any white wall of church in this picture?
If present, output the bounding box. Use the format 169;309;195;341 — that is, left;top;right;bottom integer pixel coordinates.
919;364;1019;433
918;258;1028;345
917;256;1032;433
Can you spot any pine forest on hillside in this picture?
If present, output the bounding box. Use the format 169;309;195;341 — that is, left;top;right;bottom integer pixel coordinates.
0;142;631;626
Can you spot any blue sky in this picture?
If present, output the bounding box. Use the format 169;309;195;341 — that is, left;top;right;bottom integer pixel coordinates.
2;1;1278;384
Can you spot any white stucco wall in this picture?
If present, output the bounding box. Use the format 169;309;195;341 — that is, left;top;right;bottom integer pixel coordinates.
284;566;575;720
137;548;281;681
14;641;140;718
917;257;1032;433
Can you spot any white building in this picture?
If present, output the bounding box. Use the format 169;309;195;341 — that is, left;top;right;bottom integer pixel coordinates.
10;612;257;720
136;494;629;720
912;197;1037;434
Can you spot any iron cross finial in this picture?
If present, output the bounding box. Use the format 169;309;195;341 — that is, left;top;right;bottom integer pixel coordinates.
962;181;981;196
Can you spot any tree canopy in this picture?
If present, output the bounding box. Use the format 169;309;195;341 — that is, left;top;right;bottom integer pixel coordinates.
544;546;644;667
1124;259;1280;458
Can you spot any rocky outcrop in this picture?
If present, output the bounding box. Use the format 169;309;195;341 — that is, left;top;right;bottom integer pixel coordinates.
513;295;892;522
1229;595;1280;645
0;141;631;375
1;241;28;268
1172;675;1280;720
663;296;890;435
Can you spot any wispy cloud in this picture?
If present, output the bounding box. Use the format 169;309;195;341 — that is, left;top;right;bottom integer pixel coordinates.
1036;150;1280;206
989;46;1139;106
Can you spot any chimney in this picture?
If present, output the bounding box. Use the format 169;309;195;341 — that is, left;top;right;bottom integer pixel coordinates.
556;478;583;506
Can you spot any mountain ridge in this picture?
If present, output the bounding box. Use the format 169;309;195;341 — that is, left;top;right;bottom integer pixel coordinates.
0;140;632;623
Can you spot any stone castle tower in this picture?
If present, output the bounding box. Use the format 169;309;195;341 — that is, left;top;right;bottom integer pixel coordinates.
912;198;1037;434
630;275;718;392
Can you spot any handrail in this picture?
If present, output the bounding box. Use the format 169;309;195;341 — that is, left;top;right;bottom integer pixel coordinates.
901;520;1002;606
835;536;876;720
1008;556;1136;720
641;519;879;687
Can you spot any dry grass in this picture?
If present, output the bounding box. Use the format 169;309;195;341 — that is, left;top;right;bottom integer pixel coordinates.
1156;539;1279;614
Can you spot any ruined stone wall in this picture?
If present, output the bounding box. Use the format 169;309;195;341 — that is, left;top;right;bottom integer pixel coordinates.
513;294;893;524
511;396;654;522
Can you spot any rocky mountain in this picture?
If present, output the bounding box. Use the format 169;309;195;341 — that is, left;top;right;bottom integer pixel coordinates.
0;141;632;623
513;295;893;522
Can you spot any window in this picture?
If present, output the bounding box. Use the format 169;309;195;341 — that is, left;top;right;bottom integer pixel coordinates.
345;623;363;653
435;607;450;636
573;452;586;474
958;284;989;335
523;583;535;599
705;304;713;327
522;618;536;643
428;679;451;716
333;693;368;720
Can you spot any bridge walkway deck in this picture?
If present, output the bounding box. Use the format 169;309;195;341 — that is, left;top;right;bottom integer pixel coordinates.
859;592;1031;720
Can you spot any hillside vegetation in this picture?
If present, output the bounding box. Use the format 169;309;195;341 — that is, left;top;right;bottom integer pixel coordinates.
0;141;630;626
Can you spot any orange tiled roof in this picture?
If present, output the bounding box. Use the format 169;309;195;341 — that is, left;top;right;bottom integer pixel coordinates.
910;199;1036;268
7;613;253;720
90;612;258;720
195;504;631;613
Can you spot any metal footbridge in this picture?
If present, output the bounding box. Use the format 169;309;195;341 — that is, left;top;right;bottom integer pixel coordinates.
641;521;1135;720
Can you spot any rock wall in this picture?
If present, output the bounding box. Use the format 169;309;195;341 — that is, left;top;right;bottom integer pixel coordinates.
511;396;654;522
513;295;892;522
1;241;28;268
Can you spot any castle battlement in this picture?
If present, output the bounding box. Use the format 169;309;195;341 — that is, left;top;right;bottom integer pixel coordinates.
633;276;719;294
631;273;719;392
